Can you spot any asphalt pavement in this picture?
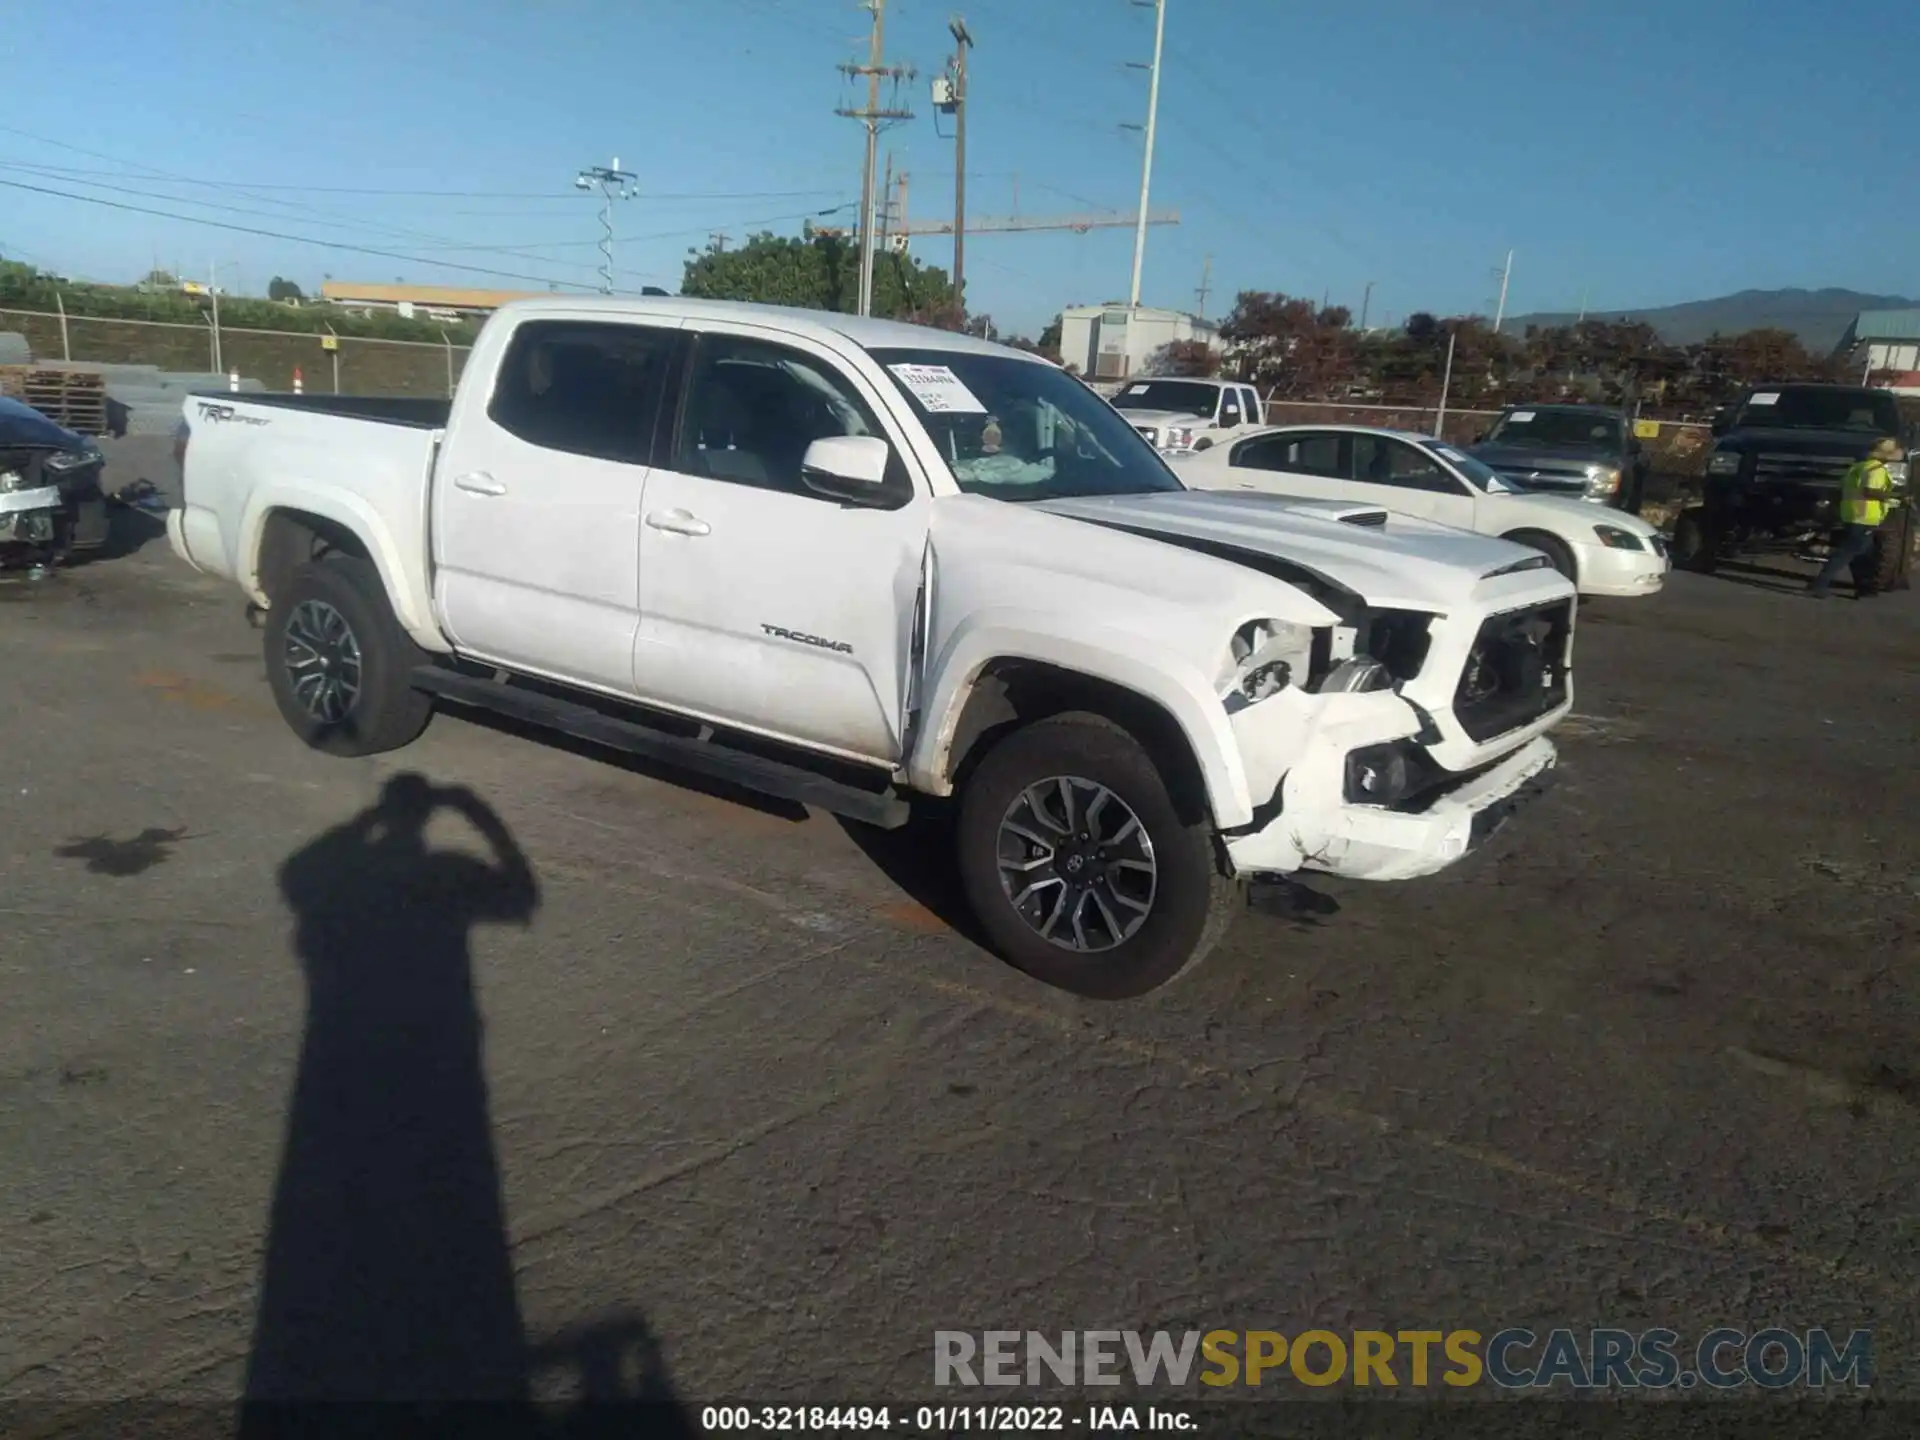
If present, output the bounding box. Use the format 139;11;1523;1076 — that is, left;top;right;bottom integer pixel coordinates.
2;444;1917;1419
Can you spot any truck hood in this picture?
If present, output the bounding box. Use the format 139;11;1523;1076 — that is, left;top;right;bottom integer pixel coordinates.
1713;428;1887;457
0;395;90;453
1469;440;1616;477
1033;490;1564;613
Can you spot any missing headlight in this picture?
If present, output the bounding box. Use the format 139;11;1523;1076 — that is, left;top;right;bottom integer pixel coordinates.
1222;618;1313;711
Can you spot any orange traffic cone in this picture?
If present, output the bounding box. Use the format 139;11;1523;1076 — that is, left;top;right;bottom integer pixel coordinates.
293;366;304;394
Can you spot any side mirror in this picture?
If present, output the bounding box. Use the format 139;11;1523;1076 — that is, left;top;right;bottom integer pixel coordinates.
800;435;894;506
1709;407;1731;436
1220;409;1240;429
1471;431;1487;444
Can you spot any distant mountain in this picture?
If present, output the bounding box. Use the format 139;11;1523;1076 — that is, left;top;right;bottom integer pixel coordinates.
1502;288;1919;352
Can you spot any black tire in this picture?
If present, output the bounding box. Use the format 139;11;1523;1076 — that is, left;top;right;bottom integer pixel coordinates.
264;554;433;756
1866;510;1913;594
1503;528;1577;584
955;711;1240;999
1670;508;1717;574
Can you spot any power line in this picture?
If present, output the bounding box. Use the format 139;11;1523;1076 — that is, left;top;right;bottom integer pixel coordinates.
0;160;606;272
0;176;613;291
3;158;849;205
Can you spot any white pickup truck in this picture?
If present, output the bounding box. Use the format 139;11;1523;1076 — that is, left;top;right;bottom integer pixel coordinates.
171;298;1572;998
1107;377;1267;453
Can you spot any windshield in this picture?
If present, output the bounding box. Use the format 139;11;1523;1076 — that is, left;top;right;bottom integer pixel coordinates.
1733;387;1901;434
1486;408;1622;449
871;348;1185;502
1108;379;1219;417
1421;439;1512;493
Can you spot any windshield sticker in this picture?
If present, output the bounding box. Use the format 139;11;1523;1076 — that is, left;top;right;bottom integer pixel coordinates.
1749;392;1780;406
1508;410;1536;423
888;363;987;415
1124;383;1151;395
1434;446;1469;463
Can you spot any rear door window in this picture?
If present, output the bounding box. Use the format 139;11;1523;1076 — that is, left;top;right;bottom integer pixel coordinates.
487;319;678;464
1232;430;1344;476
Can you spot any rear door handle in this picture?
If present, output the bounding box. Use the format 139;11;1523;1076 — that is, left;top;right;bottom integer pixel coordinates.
645;508;711;537
453;471;507;496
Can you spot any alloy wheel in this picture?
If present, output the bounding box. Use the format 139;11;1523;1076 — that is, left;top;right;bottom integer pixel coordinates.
996;775;1157;952
282;599;363;724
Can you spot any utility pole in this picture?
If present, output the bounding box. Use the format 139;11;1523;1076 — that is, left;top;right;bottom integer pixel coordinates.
1434;325;1458;438
1122;0;1166;310
948;17;972;318
837;0;915;318
880;152;894;258
1359;280;1374;332
1195;254;1212;318
1576;286;1588;324
708;232;731;253
208;260;222;374
1491;247;1514;333
575;159;637;295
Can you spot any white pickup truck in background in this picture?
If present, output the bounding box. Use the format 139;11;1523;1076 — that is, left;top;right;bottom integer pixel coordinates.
1107;377;1268;454
171;298;1573;997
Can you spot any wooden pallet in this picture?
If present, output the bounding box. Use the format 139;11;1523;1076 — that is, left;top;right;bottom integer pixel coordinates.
0;365;108;434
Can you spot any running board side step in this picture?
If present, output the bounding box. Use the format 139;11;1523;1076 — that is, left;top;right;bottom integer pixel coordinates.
411;666;911;830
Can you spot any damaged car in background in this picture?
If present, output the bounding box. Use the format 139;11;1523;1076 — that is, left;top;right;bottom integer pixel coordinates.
0;396;109;573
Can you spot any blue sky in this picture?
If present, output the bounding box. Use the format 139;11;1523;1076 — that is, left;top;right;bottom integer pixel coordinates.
3;0;1914;336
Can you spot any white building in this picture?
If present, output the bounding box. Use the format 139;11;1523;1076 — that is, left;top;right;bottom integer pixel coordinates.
1835;308;1920;394
1058;304;1222;381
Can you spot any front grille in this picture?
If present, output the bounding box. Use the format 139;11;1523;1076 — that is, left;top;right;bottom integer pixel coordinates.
1754;452;1853;484
1452;599;1573;743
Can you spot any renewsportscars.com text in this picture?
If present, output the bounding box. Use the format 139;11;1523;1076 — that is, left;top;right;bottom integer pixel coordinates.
933;1327;1873;1391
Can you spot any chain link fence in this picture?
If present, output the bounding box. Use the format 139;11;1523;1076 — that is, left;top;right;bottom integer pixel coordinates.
0;307;470;399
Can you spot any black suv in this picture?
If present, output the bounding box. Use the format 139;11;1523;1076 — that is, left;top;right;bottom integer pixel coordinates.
1672;383;1914;591
1467;404;1649;513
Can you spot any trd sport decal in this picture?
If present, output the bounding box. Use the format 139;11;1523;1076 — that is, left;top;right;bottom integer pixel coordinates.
761;624;854;655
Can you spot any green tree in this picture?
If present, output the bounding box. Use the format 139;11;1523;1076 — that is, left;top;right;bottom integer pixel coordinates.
268;276;306;302
680;230;954;322
1036;312;1064;360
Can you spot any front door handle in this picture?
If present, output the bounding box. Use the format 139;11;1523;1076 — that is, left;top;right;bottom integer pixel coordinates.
453;471;507;497
645;508;711;537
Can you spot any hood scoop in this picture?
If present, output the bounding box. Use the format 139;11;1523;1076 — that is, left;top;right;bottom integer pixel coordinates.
1337;507;1388;527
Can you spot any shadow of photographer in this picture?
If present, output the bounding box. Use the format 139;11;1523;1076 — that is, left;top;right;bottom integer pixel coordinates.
244;773;539;1405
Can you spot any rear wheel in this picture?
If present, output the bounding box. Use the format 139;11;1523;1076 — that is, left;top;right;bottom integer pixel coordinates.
1503;528;1577;584
264;555;433;756
955;712;1240;999
1670;508;1718;574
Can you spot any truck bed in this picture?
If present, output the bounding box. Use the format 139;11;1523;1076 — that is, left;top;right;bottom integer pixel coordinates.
173;390;447;650
189;390;451;429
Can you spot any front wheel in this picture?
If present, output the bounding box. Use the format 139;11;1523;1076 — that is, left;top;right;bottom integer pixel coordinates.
955;712;1240;999
1503;528;1577;584
1670;508;1718;574
264;555;434;756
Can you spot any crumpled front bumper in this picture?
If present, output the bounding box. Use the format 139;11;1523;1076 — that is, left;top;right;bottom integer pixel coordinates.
1224;733;1559;883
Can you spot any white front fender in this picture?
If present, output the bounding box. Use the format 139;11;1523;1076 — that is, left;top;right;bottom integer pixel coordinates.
907;609;1255;828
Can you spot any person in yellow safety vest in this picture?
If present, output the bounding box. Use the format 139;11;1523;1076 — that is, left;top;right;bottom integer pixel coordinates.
1806;436;1903;599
